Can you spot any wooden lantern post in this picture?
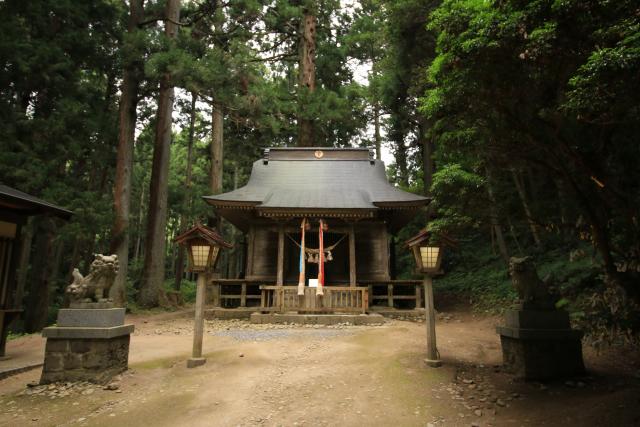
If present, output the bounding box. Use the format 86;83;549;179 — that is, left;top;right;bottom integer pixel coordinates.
175;223;231;368
407;230;446;368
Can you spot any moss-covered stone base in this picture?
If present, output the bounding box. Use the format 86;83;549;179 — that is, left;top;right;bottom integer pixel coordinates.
40;335;130;384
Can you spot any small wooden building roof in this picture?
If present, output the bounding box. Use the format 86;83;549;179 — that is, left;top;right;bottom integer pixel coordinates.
174;222;233;249
405;229;458;249
0;184;73;220
204;147;429;231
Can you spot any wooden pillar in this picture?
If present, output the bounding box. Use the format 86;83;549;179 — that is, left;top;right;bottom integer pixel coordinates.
415;284;422;309
348;223;356;287
246;225;255;277
211;277;220;308
276;223;284;286
423;276;441;367
387;284;393;308
187;273;207;368
240;282;247;307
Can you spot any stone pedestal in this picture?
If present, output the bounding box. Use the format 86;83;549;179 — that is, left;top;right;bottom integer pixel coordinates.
40;307;134;384
497;307;584;380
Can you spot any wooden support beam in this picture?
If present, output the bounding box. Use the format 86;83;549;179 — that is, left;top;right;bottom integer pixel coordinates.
424;276;441;367
349;223;356;287
240;283;247;307
276;223;284;286
211;282;220;307
246;225;255;277
187;273;207;368
387;284;393;308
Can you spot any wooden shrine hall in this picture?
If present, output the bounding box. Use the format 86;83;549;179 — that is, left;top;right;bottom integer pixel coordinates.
0;185;72;357
203;147;430;314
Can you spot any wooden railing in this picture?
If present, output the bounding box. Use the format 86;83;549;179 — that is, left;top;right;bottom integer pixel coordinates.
208;279;422;311
208;279;265;308
359;280;424;309
260;286;368;314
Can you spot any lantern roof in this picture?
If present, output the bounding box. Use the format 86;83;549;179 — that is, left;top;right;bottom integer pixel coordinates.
405;229;458;249
174;222;233;249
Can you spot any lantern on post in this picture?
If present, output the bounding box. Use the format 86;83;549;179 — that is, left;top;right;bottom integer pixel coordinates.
175;223;232;368
411;242;443;275
406;230;455;368
186;238;220;273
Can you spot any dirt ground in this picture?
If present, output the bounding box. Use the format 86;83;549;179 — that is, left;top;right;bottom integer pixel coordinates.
0;308;639;427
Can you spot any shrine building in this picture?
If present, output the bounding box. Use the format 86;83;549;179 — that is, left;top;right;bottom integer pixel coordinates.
203;147;429;314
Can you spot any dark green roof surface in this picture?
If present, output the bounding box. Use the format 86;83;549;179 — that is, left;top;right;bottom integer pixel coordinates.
204;149;429;210
0;184;73;219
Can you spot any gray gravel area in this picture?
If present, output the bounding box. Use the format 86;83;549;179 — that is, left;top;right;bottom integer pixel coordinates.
211;328;352;342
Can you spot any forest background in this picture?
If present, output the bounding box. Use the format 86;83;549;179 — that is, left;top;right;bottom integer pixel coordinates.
0;0;638;347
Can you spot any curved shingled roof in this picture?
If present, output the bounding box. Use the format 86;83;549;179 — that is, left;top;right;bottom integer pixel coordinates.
203;155;428;210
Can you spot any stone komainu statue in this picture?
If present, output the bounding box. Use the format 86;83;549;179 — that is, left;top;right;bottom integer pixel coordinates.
66;254;119;304
508;256;553;308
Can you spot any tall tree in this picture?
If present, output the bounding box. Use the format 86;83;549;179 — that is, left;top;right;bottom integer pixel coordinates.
423;0;640;307
24;218;55;332
297;6;317;147
174;93;197;290
138;0;181;307
110;0;145;306
210;103;224;195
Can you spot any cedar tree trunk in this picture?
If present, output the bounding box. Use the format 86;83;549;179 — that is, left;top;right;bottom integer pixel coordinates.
110;0;144;306
174;93;197;290
24;217;55;333
138;0;180;308
297;12;316;147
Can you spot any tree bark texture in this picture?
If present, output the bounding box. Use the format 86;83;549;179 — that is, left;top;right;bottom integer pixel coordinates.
485;168;509;263
394;138;409;187
374;103;381;159
24;217;55;333
297;12;316;147
210;103;224;195
174;93;197;290
419;119;435;197
110;0;144;306
210;102;224;230
133;178;146;263
14;220;33;309
511;169;541;247
138;0;180;308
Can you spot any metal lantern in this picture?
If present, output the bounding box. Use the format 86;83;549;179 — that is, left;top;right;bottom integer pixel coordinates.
175;223;232;273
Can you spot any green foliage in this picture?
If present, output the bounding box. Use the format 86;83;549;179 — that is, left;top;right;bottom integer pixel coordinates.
434;239;515;312
166;279;198;304
428;164;484;234
418;0;640;340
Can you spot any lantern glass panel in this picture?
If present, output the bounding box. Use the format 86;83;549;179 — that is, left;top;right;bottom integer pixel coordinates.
191;245;211;269
420;246;440;270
